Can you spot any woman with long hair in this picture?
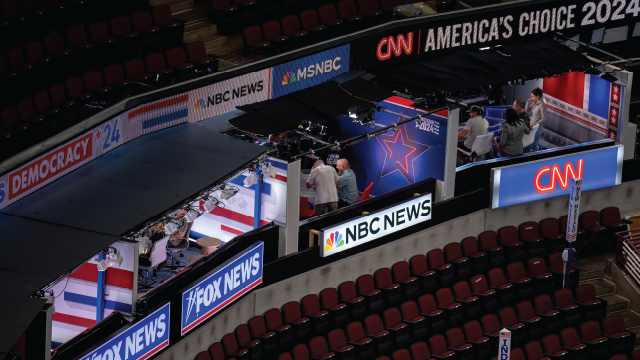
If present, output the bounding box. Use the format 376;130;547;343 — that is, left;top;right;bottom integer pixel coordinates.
494;108;530;157
525;87;547;152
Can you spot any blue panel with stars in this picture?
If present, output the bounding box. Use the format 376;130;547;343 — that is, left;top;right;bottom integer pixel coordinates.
330;97;448;197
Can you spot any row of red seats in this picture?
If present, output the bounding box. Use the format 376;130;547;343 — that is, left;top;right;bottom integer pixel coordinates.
0;43;218;140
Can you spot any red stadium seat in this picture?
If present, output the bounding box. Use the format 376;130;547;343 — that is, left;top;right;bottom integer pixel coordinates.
382;308;410;348
88;21;117;44
153;5;181;28
309;336;335;360
365;315;392;356
480;314;501;346
346;322;375;360
575;284;607;321
427;249;454;288
527;257;553;294
103;64;131;86
66;27;93;49
82;70;111;93
380;0;401;11
235;324;262;360
469;275;497;314
221;333;250;360
264;308;293;349
327;329;356;360
429;334;455;360
601;207;630;237
411;342;435;360
548;252;580;291
446;328;474;360
487;268;515;306
43;33;72;56
393;349;411;360
132;11;159;33
461;236;488;274
1;107;29;134
124;58;153;81
317;4;344;36
299;9;326;42
7;47;33;70
418;294;445;335
539;218;566;254
0;55;19;79
498;226;525;262
453;281;480;320
516;300;543;340
579;321;609;360
602;315;636;355
519;221;546;257
464;321;491;360
580;211;608;249
498;307;525;347
374;268;401;307
110;16;139;38
553;289;581;328
400;301;427;340
261;20;289;53
435;288;463;328
541;334;568;360
24;40;53;64
48;84;76;108
392;261;419;300
444;242;471;280
282;301;311;342
165;47;194;74
293;344;309;360
33;92;60;117
280;15;309;48
357;275;384;315
533;295;561;334
17;99;45;123
197;351;212;360
479;231;505;268
248;316;277;356
525;341;550;360
186;41;218;72
301;294;330;335
409;254;437;294
320;288;348;328
338;281;367;320
243;25;269;59
144;52;173;79
560;328;588;360
337;0;363;23
506;262;533;300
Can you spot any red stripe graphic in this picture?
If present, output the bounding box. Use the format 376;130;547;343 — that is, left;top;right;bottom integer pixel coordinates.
547;105;606;132
383;96;448;117
70;263;134;289
52;313;96;327
211;207;269;227
221;225;244;235
128;94;189;119
274;174;287;182
139;339;169;360
182;278;262;334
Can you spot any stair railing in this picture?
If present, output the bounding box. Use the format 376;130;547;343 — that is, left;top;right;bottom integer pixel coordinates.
615;229;640;284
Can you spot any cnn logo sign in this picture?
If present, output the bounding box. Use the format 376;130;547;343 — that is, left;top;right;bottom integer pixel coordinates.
534;159;584;194
377;33;414;61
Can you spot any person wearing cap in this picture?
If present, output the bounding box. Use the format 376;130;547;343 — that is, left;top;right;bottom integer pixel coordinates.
457;105;489;161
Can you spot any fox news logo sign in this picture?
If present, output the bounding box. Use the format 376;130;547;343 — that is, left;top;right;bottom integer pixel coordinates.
76;303;170;360
321;193;432;257
180;242;263;335
271;44;350;98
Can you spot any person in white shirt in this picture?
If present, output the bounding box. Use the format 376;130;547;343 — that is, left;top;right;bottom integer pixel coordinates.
457;105;489;162
525;87;547;152
306;160;341;215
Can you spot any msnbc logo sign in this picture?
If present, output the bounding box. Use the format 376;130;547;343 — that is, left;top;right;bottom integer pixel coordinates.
320;193;432;257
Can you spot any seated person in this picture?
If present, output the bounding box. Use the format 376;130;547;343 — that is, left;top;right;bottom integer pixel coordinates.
457;105;488;161
493;108;530;157
139;224;167;267
336;158;358;207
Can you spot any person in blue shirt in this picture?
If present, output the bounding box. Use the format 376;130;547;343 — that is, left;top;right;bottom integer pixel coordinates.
336;159;359;207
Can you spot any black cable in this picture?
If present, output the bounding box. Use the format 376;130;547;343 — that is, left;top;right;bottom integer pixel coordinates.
55;275;71;298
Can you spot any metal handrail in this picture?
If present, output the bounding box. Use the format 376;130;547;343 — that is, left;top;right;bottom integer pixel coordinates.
616;229;640;284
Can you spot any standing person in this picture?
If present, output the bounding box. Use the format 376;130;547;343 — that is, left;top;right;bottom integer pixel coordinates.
306;160;341;215
457;105;489;162
513;99;530;127
336;159;358;207
525;87;547;152
493;108;530;157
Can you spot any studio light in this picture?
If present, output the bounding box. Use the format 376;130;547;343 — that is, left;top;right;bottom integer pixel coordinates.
244;172;260;187
262;162;277;178
600;72;619;83
184;209;200;222
583;67;601;75
347;105;360;119
203;198;218;212
106;247;123;267
347;105;377;125
164;220;179;234
220;186;238;200
300;120;327;135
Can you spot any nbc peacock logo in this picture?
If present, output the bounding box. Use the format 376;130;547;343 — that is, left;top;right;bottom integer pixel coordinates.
193;98;207;110
281;72;298;86
325;231;344;252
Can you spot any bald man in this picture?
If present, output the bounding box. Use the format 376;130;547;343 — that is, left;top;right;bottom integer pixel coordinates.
336;159;359;207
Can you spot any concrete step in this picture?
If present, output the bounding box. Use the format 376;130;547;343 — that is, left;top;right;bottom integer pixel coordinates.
580;278;616;296
175;8;209;26
580;269;603;281
155;0;194;14
184;23;218;43
602;294;630;313
201;33;228;51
